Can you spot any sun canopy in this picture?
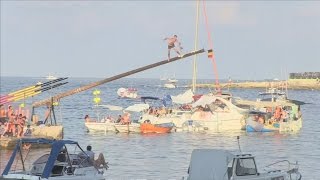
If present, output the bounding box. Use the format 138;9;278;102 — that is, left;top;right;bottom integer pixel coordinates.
171;89;194;104
97;104;123;111
192;95;216;108
188;149;234;180
125;103;150;112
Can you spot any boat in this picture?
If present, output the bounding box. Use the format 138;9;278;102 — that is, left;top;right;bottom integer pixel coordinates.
1;138;106;180
185;149;301;180
84;105;124;133
117;87;138;99
140;93;248;132
140;120;173;133
45;74;58;80
163;76;178;89
164;81;177;89
235;87;304;133
242;101;303;133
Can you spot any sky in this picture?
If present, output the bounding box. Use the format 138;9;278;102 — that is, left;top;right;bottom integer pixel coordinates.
1;1;320;80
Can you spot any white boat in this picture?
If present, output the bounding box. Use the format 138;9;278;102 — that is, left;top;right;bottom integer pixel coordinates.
114;123;141;133
163;76;178;89
140;94;248;132
1;138;106;180
117;87;138;99
185;149;301;180
45;74;58;80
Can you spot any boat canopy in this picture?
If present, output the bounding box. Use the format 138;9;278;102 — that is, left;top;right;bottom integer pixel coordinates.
98;104;124;111
171;89;194;104
2;138;80;179
188;149;234;180
192;95;216;108
125;103;150;112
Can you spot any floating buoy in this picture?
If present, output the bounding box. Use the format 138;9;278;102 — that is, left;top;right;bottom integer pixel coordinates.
93;97;101;104
93;89;101;96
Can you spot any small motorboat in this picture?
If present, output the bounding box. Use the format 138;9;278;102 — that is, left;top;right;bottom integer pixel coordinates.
117;87;138;99
185;137;301;180
185;149;301;180
245;109;302;133
140;120;173;133
1;138;106;180
45;74;58;80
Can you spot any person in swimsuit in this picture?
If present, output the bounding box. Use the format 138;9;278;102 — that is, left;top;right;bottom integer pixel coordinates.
164;35;183;61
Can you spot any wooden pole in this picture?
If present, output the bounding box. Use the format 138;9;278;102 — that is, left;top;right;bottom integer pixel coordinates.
32;49;205;108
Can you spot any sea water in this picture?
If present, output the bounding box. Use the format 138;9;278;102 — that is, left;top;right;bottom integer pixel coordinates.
0;77;319;179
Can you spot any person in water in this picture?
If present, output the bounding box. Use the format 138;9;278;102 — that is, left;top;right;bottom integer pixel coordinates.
164;35;183;61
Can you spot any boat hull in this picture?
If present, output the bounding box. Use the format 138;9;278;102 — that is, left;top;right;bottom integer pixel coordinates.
114;123;141;133
246;118;302;133
85;122;116;132
140;123;172;133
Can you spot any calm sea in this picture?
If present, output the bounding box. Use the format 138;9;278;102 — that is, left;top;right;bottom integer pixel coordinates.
0;77;319;179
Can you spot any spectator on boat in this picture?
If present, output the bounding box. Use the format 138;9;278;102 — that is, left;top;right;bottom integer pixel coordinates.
0;106;6;124
273;106;282;121
116;115;122;123
7;113;16;137
17;115;26;137
164;35;183;61
83;145;95;161
258;115;265;124
121;113;131;125
84;115;96;123
8;105;16;118
79;145;108;169
280;109;288;122
0;124;6;138
24;125;32;136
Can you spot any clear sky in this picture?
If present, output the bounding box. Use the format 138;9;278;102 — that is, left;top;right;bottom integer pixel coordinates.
1;1;319;80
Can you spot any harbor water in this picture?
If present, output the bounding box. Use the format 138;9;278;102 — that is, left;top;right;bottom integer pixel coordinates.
0;77;319;179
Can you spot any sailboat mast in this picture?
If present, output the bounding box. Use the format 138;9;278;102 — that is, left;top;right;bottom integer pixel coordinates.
192;0;200;93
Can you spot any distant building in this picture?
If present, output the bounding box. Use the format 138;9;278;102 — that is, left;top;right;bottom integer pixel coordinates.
289;72;320;79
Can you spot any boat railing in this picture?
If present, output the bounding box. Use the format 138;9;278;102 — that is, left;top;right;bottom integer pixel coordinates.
264;160;299;173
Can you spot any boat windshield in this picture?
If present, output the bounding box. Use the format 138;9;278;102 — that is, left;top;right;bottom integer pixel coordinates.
236;157;257;176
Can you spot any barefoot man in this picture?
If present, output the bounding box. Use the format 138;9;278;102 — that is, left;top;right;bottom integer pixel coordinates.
164;35;183;61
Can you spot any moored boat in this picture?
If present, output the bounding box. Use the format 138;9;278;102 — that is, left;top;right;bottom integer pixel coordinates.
185;149;301;180
117;87;138;99
1;138;107;180
238;101;303;133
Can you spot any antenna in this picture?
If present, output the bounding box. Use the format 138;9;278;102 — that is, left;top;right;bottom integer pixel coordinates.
237;136;242;154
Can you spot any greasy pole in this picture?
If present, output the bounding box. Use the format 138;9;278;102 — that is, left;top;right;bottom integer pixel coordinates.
32;49;205;108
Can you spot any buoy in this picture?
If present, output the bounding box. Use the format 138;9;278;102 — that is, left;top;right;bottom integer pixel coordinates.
93;89;101;96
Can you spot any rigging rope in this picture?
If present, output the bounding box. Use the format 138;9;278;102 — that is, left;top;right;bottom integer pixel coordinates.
202;0;221;93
